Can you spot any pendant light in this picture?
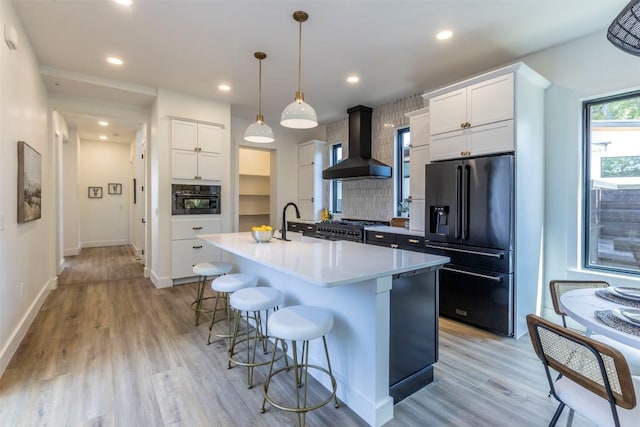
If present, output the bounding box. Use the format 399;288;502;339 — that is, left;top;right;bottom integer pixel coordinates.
280;11;318;129
244;52;275;143
607;0;640;56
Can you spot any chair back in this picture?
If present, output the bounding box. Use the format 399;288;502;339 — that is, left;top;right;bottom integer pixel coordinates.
527;314;635;411
549;280;609;318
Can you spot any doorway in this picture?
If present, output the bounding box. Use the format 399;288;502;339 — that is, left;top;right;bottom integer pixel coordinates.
238;147;274;231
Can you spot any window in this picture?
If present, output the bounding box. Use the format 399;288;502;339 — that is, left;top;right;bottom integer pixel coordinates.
396;127;411;216
331;143;342;213
584;91;640;275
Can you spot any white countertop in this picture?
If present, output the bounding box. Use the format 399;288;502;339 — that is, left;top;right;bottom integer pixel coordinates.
198;232;448;288
364;225;425;237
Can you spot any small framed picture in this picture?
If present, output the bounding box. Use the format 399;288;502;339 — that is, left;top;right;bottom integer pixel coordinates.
108;183;122;195
88;186;103;198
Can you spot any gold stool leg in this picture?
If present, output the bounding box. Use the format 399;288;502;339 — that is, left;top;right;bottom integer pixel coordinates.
193;275;207;326
207;291;225;345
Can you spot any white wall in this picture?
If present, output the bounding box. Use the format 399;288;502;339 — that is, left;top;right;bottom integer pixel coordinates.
79;139;131;247
63;129;80;255
230;116;325;231
0;0;53;375
520;30;640;319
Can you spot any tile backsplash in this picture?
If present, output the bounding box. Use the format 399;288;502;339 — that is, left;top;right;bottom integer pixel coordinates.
325;94;424;221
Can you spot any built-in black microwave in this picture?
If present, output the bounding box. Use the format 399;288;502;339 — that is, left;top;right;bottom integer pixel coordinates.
172;184;221;215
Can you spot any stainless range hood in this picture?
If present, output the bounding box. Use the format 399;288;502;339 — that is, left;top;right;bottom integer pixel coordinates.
322;105;392;180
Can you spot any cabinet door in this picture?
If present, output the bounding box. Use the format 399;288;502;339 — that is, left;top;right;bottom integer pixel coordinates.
429;130;467;161
468;119;514;157
298;143;316;166
409;112;430;147
198;152;222;181
297;199;314;222
172;150;198;179
409;145;429;201
468;73;514;128
409;199;425;232
198;124;222;153
172;120;197;151
429;88;467;135
298;164;314;199
171;238;221;279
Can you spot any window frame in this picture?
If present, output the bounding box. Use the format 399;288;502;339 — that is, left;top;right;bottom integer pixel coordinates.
396;127;410;217
330;143;342;214
582;90;640;275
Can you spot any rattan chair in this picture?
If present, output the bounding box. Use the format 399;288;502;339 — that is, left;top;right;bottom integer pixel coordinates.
549;280;610;329
527;314;640;426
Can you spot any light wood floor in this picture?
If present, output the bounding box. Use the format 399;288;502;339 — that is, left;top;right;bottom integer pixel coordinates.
0;246;593;426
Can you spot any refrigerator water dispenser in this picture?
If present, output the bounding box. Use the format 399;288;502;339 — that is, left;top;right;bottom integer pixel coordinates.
429;205;449;235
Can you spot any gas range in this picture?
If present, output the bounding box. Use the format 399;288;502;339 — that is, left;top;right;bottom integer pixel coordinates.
312;219;389;242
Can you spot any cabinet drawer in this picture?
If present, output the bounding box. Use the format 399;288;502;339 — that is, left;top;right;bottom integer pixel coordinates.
396;235;425;252
172;218;221;240
171;239;221;279
366;231;396;245
287;222;302;233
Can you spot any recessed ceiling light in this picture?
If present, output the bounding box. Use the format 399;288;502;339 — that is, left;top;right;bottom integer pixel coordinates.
99;135;108;140
436;30;453;41
347;75;360;84
218;84;231;92
107;56;124;65
98;121;109;126
114;0;132;5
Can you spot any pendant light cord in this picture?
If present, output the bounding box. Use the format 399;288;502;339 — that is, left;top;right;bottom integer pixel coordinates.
258;57;263;119
297;19;302;95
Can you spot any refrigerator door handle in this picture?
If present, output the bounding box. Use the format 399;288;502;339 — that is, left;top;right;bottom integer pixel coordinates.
441;266;502;282
462;164;470;240
425;244;504;259
455;165;462;239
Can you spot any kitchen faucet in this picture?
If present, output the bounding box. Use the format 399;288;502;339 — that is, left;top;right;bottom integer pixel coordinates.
279;202;300;241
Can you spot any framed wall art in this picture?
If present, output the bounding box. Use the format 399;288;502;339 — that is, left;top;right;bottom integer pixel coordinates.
17;141;42;223
108;183;122;195
88;186;103;198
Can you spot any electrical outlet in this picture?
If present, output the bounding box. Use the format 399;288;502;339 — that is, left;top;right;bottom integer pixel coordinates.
20;282;24;297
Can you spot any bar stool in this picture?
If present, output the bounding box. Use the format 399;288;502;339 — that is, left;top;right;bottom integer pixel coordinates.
228;287;286;388
261;305;338;427
191;262;232;325
207;273;258;345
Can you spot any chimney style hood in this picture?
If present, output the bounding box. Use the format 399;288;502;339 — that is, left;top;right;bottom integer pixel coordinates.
322;105;392;180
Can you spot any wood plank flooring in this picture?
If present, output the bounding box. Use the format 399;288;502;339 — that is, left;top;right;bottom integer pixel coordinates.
0;246;594;426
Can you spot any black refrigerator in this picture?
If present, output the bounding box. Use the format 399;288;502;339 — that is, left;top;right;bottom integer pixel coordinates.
424;153;515;336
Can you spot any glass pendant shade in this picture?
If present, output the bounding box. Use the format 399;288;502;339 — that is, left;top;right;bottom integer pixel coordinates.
607;0;640;56
281;95;318;129
244;116;274;143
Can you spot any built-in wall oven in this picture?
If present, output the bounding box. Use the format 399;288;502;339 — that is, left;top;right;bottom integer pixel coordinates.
172;184;221;215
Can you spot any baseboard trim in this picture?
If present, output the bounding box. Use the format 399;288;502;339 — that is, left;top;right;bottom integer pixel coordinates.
0;276;54;378
81;239;129;248
150;270;172;289
57;257;65;275
63;244;81;256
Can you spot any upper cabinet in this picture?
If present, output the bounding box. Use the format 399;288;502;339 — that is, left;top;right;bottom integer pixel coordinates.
405;108;430;148
298;140;326;222
424;67;541;162
429;73;514;135
171;119;223;181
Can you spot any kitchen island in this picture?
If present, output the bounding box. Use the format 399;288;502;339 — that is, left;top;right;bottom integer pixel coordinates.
198;232;449;427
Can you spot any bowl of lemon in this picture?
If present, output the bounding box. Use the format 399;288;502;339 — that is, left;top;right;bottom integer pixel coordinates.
251;225;274;243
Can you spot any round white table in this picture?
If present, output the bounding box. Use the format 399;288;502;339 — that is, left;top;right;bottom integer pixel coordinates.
560;288;640;349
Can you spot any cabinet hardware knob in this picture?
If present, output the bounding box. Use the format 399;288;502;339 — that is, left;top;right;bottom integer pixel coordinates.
375;234;384;239
460;151;465;156
391;244;399;248
311;197;314;202
460;123;465;128
193;245;203;249
409;239;419;244
192;226;203;230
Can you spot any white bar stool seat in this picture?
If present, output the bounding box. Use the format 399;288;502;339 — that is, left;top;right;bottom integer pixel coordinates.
191;262;232;326
207;273;258;345
228;287;286;388
261;305;338;427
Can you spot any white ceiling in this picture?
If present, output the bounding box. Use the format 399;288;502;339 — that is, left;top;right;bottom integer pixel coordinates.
12;0;628;139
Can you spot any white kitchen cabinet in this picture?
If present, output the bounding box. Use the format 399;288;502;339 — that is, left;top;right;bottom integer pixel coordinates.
171;119;223;181
429;120;514;162
171;217;221;279
297;140;326;222
409;199;425;232
405;108;430;147
408;145;429;232
427;73;514;161
429;73;514;136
